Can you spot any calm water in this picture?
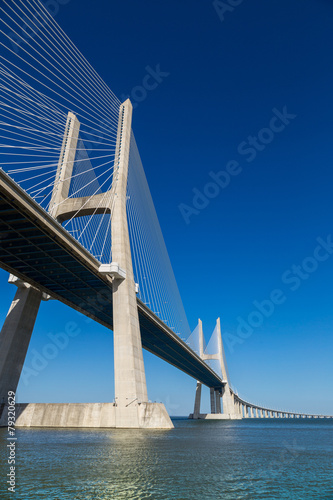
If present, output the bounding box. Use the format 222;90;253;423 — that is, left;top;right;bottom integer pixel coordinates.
1;418;333;499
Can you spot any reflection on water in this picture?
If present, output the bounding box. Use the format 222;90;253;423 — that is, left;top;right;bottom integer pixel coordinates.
1;418;333;499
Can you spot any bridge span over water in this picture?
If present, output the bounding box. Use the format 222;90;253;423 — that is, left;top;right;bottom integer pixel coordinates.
1;167;331;426
0;2;331;428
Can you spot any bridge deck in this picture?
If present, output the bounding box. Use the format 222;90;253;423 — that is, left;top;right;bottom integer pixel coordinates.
0;170;223;390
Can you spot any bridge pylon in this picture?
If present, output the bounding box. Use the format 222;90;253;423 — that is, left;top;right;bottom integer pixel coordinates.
0;100;173;429
190;318;241;420
106;100;172;427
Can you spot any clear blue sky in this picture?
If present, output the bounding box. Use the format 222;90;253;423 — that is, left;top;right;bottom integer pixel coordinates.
1;0;333;415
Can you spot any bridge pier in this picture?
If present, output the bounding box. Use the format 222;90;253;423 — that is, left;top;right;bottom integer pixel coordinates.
193;381;202;418
0;101;173;430
210;388;216;414
190;319;242;420
104;100;172;428
0;276;43;402
215;390;222;414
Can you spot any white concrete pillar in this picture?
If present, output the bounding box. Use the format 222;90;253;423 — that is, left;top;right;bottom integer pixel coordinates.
222;385;235;415
216;319;235;416
111;100;148;410
193;381;202;418
215;390;221;414
210;388;216;414
0;280;42;400
198;319;204;357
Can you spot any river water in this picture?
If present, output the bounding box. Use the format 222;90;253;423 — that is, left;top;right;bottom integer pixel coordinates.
1;418;332;499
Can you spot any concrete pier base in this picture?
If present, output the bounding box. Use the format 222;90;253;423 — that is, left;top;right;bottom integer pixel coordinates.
0;403;173;429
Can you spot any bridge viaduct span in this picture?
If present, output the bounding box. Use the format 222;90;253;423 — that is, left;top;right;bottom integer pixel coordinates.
0;2;331;428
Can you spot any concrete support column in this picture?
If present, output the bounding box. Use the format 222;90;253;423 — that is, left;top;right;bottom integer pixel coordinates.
0;282;42;401
215;390;221;414
193;381;202;418
49;112;80;218
111;100;148;411
215;319;235;417
248;406;253;418
235;400;240;415
222;385;235;415
210;388;216;414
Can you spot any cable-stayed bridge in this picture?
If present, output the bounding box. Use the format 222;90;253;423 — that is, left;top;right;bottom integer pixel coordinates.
0;1;331;428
